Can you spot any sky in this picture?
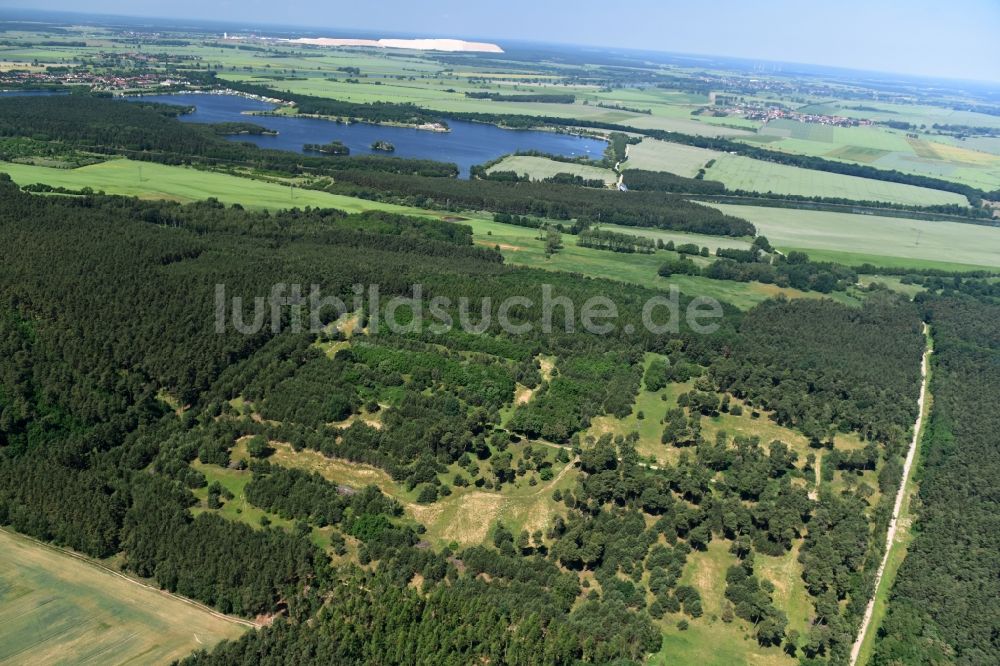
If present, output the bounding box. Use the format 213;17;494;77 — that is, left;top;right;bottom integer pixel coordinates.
4;0;999;83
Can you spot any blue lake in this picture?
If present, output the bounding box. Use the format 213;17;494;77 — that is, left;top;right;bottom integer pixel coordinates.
128;93;607;178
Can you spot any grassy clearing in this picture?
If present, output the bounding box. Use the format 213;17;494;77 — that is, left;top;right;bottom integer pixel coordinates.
653;539;795;666
706;203;1000;270
624;139;722;176
189;441;339;552
485;155;617;185
463;213;823;309
755;543;813;640
705;153;968;206
586;353;692;466
0;528;247;665
267;440;577;548
858;275;926;298
0;159;427;214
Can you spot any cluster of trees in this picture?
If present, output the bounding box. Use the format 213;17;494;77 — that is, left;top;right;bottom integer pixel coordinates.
656;243;857;294
304;140;350;155
245;463;402;528
621;169;726;195
577;228;656;254
508;352;645;442
602;132;640;166
543;172;608;188
465;91;576;104
209;121;277;136
325;170;756;237
711;298;925;443
704;250;858;294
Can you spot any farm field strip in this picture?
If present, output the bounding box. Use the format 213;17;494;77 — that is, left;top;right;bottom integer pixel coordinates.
624;139;721;176
0;528;248;665
706;203;1000;270
705;153;969;206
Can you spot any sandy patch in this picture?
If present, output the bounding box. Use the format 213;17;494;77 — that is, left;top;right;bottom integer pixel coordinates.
439;493;505;545
476;240;522;251
284;37;503;53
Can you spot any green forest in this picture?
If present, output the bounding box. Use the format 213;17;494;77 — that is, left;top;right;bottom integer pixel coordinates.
0;24;998;666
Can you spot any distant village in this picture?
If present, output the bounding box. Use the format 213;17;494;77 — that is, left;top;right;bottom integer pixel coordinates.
704;96;873;128
0;68;188;92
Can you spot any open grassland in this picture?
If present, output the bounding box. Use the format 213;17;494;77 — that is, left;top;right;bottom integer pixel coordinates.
654;540;796;666
0;159;428;214
707;203;1000;270
705;153;969;206
486;155;617;185
624;139;722;176
0;529;247;665
588;354;865;472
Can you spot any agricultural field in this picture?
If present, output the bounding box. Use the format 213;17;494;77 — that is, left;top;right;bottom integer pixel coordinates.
707;203;1000;271
0;159;425;214
750;117;1000;191
0;529;247;664
624;139;722;177
485;154;617;185
704;153;970;206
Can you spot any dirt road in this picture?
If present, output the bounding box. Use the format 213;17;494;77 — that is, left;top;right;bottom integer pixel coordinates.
849;324;932;665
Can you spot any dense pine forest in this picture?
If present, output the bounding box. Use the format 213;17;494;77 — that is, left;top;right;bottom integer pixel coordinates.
0;166;951;664
0;79;995;666
872;295;1000;664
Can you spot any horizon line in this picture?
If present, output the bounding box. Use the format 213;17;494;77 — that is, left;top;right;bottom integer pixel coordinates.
3;6;1000;87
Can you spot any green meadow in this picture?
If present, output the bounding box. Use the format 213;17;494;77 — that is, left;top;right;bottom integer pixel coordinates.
0;159;425;214
460;213;830;309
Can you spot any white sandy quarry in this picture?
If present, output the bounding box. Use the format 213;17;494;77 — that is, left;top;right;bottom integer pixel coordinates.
285;37;504;53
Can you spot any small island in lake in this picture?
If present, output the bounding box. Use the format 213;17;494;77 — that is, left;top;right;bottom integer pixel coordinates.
304;140;350;155
371;140;396;152
210;121;278;136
